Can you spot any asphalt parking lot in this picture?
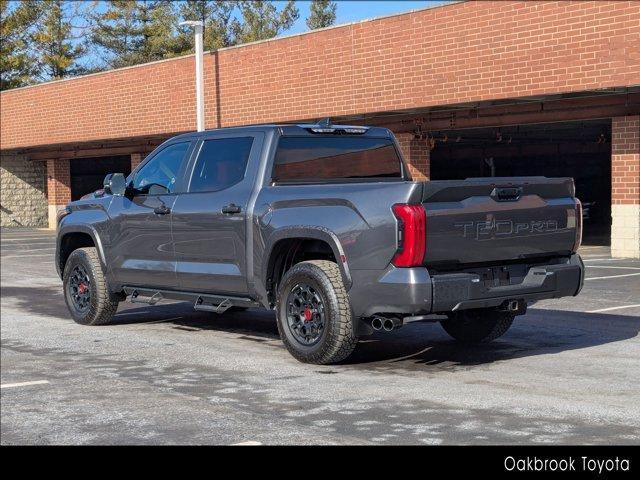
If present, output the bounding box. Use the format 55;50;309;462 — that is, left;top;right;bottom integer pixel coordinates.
1;228;639;445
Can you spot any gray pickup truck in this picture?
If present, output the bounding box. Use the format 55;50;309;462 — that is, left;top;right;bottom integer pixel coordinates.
56;122;584;364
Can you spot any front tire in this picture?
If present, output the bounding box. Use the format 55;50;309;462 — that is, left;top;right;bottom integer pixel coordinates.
440;309;514;344
63;247;119;325
276;260;357;364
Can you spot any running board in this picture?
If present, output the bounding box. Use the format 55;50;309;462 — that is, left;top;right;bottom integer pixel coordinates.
194;297;232;314
123;287;259;313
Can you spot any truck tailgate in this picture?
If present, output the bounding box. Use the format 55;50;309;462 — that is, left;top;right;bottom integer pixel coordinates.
421;177;580;267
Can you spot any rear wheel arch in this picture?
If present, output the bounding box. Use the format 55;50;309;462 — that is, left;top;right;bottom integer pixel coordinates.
263;228;351;307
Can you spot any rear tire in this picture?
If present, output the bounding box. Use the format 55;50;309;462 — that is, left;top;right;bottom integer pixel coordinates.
440;309;514;344
63;247;119;326
276;260;357;364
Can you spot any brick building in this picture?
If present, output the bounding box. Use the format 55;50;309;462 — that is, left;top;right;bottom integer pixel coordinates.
1;1;639;256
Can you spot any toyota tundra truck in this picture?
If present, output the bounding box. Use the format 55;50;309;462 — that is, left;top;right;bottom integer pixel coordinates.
56;122;584;364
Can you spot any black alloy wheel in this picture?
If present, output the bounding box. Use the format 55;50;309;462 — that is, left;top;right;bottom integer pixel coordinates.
285;283;326;346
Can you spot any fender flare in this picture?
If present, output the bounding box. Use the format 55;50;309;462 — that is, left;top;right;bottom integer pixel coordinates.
56;224;108;279
261;226;352;293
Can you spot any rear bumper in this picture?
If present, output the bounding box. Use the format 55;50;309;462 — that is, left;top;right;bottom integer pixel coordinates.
348;254;584;318
431;254;584;312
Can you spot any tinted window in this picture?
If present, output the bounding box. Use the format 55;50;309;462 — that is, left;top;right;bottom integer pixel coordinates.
133;142;189;194
273;137;402;182
189;137;253;193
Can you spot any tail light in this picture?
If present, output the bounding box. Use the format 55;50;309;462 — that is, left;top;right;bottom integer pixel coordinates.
573;199;583;253
391;204;426;267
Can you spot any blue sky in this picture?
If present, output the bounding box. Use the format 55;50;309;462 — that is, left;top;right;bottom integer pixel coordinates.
287;1;450;33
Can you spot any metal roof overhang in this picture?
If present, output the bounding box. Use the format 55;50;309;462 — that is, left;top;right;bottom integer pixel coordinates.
333;87;640;134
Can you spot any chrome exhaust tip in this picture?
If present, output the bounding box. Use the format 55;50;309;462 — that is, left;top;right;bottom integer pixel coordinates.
371;317;383;331
382;318;395;331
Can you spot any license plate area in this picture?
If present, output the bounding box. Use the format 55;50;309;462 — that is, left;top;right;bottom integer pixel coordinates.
471;264;529;288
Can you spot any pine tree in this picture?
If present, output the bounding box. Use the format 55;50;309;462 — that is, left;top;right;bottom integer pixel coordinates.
137;0;179;61
90;0;139;68
0;0;43;90
231;0;299;45
306;0;336;30
91;0;179;68
32;0;86;80
177;0;234;52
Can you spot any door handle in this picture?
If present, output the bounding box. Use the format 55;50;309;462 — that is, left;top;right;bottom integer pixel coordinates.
153;205;171;215
222;203;241;215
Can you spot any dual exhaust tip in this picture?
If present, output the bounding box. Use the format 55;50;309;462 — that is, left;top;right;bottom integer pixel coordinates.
371;316;401;332
501;299;525;314
371;301;524;333
506;300;520;312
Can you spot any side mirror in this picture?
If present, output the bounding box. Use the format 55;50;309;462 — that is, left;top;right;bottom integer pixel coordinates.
103;173;127;196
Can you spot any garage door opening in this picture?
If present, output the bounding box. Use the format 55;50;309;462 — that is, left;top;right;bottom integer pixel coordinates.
429;119;612;245
70;156;131;201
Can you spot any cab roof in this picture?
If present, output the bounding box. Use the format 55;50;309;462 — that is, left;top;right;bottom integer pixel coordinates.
169;122;393;142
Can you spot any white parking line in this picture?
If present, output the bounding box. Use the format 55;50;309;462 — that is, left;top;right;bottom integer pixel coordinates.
0;380;50;389
231;441;262;446
1;244;53;248
1;247;55;253
585;273;640;281
582;258;622;262
1;237;54;241
586;266;640;270
1;253;53;259
1;236;55;241
0;236;54;242
587;304;640;313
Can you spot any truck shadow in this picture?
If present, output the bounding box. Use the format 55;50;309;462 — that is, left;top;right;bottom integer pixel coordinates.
3;286;638;370
345;308;640;370
0;285;280;341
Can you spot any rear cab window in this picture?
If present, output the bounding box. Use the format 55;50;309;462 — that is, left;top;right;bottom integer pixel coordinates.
188;137;254;193
272;136;404;183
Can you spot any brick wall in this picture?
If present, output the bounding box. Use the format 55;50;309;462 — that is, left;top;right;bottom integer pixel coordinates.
611;115;639;258
396;133;430;181
611;115;640;205
131;153;144;170
0;154;48;227
2;0;638;151
45;158;71;228
46;158;71;205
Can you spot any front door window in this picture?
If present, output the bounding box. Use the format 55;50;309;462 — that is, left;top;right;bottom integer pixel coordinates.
133;142;190;195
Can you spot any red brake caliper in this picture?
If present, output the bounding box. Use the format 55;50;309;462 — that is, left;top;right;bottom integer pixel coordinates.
303;307;313;322
78;283;87;294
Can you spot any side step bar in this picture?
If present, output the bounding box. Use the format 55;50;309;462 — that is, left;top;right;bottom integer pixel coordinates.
194;297;232;314
123;286;259;314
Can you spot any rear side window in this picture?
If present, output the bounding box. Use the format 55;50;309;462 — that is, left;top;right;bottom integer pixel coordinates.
189;137;253;193
273;137;403;183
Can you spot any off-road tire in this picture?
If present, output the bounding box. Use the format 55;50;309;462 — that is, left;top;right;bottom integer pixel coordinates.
440;309;514;344
63;247;119;325
276;260;357;364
